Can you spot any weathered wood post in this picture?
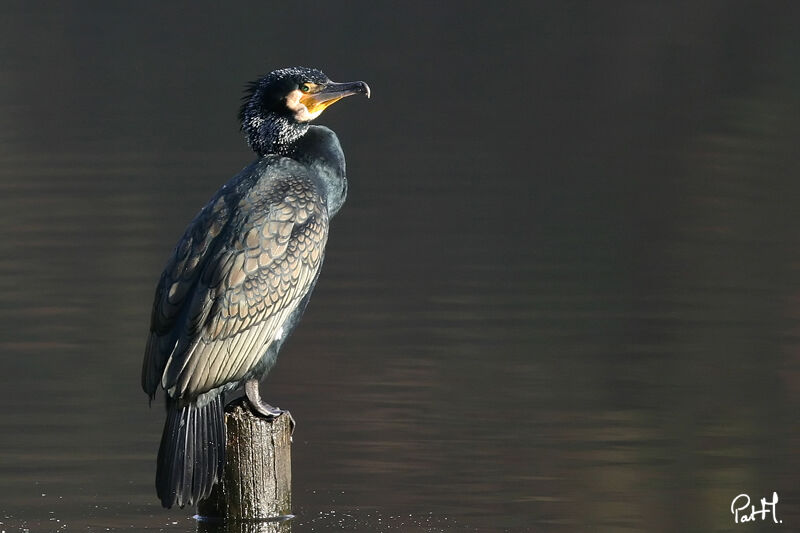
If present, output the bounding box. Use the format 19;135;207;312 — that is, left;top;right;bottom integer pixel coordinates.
197;398;292;531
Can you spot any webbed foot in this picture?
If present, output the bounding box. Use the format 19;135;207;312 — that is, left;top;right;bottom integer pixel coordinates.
244;379;296;435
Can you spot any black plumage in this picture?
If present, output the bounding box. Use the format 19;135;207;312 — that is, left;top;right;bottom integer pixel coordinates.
142;67;369;508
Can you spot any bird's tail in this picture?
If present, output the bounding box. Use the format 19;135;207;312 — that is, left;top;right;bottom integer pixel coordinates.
156;395;225;508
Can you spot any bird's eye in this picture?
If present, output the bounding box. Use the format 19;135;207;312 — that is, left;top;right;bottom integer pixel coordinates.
300;84;311;93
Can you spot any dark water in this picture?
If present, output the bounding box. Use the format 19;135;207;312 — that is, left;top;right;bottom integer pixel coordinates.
2;2;800;531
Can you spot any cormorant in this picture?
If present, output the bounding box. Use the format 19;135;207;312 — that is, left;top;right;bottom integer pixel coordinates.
141;67;370;508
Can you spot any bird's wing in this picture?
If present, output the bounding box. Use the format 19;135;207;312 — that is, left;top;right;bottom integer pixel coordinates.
142;170;329;401
142;188;233;398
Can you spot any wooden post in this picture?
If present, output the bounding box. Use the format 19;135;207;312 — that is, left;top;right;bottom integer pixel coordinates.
197;399;292;529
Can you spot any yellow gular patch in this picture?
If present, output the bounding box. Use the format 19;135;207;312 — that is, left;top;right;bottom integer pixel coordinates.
299;93;343;115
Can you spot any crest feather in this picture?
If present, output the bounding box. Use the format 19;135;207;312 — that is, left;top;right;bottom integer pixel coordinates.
238;80;260;124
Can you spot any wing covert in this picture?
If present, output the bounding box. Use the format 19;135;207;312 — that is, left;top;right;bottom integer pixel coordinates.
142;193;231;396
143;170;329;401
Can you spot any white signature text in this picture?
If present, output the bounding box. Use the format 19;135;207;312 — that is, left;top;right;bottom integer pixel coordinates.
731;492;781;524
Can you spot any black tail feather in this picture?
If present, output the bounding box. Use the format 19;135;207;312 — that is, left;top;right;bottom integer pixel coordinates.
156;395;225;508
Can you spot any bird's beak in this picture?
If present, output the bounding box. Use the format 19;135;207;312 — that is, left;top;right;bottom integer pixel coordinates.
300;80;371;115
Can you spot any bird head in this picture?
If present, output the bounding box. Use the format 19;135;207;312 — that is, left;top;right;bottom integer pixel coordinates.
240;67;370;155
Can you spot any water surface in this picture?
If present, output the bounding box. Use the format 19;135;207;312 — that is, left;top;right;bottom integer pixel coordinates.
1;2;800;531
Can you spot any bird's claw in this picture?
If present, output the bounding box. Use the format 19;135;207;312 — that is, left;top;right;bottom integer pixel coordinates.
247;399;296;436
269;408;295;438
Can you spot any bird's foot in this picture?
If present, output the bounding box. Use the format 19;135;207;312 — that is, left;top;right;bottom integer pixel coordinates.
245;379;296;435
246;397;296;436
250;401;282;418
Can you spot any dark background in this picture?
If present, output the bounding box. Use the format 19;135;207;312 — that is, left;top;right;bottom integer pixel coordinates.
2;2;800;531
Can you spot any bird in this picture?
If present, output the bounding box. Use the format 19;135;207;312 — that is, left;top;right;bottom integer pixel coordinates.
141;66;370;509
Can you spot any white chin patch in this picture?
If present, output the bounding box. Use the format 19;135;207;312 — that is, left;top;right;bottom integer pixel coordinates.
285;89;322;123
296;107;322;122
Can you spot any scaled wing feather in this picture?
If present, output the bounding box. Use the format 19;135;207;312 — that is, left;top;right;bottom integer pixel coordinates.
142;166;329;401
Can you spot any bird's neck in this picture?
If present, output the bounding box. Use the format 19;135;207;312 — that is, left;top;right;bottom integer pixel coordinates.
244;113;310;156
288;126;348;217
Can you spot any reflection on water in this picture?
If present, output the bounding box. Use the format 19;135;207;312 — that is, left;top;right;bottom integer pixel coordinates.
2;2;800;531
197;517;292;533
